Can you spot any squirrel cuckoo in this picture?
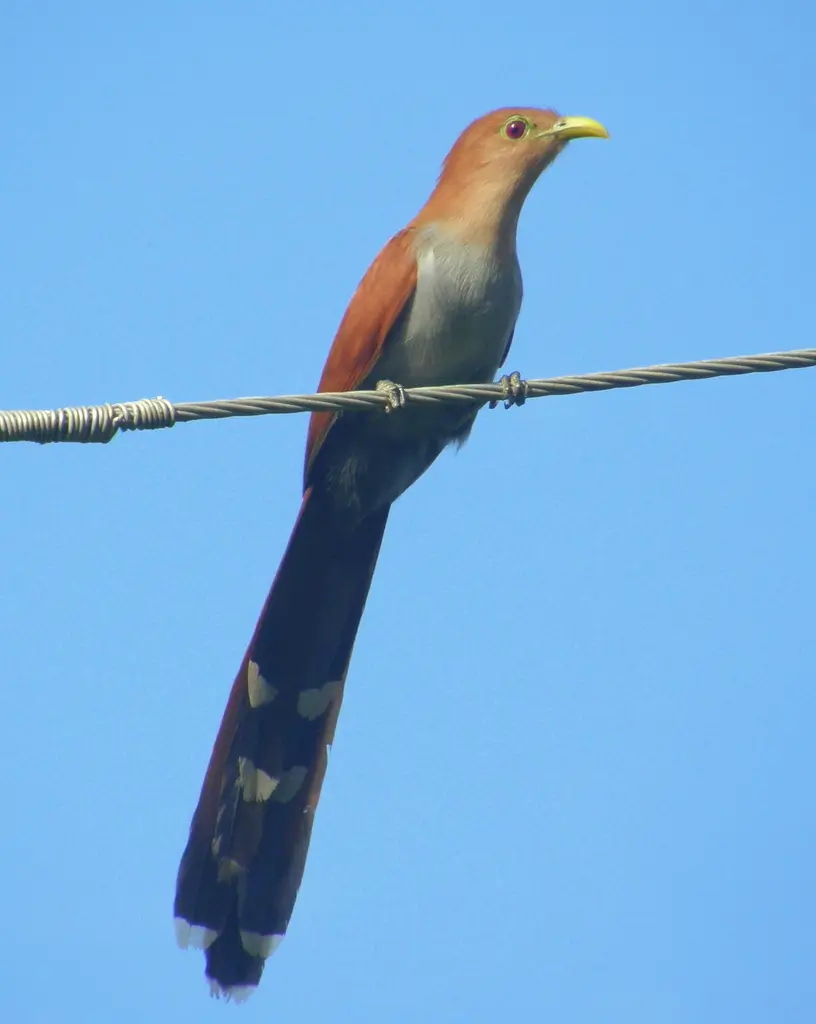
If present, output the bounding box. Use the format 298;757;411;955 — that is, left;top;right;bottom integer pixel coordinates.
174;107;608;999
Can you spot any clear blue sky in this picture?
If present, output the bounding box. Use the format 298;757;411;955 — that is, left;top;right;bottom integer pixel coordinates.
3;2;815;1021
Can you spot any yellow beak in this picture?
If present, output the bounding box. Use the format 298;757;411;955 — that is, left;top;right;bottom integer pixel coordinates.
540;116;610;141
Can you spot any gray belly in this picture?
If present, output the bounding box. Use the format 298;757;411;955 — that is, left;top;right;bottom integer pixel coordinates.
371;238;522;390
313;234;523;521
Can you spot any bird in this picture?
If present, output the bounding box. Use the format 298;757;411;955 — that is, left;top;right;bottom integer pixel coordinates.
174;106;608;1000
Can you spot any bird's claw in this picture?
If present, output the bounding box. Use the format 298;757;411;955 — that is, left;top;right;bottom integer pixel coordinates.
375;378;408;413
490;371;529;409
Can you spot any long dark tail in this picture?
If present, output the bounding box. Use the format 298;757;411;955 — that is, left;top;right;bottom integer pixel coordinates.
174;487;389;999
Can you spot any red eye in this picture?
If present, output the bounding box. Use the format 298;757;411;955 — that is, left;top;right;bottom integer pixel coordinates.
505;119;527;140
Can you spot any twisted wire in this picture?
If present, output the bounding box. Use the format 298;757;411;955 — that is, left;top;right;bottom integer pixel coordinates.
2;349;814;444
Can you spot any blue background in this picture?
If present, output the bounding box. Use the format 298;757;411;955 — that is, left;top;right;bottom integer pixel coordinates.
3;2;815;1021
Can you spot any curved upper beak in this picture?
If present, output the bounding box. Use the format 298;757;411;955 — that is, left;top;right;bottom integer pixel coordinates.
539;116;610;141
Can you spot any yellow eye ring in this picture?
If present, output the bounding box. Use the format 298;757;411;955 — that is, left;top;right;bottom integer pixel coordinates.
503;117;530;140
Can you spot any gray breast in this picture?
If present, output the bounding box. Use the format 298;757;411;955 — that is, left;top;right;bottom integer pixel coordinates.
373;231;523;389
328;232;523;516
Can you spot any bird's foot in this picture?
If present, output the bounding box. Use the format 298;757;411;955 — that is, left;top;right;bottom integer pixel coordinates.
375;378;408;413
490;371;529;409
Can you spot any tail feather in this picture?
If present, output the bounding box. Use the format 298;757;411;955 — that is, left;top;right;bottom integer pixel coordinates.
175;488;389;997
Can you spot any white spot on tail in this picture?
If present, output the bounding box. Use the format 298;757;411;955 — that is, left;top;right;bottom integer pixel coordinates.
247;660;277;707
270;765;308;803
240;930;284;958
238;757;280;802
209;980;256;1003
174;917;218;950
297;680;342;720
216;856;243;882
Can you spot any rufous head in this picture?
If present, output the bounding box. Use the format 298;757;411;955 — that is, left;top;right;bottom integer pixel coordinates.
418;107;608;242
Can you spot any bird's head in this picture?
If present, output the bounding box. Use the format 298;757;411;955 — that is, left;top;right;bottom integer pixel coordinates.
421;107;608;242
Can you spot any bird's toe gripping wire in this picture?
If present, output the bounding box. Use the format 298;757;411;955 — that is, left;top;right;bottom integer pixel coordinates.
491;370;529;410
375;378;409;412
